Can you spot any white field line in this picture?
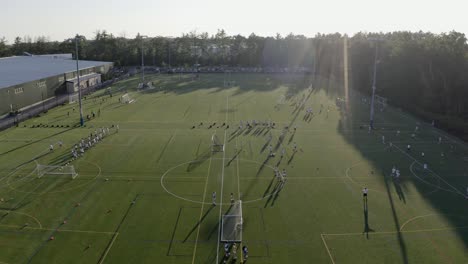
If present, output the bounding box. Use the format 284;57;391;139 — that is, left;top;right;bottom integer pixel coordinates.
388;103;468;150
322;226;468;237
235;121;243;263
216;94;229;263
391;143;465;197
321;234;335;264
191;153;213;264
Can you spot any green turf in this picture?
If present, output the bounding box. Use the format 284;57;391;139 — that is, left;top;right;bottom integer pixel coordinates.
0;73;467;263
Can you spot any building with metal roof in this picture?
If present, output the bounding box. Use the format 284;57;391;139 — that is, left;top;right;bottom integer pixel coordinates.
0;54;113;116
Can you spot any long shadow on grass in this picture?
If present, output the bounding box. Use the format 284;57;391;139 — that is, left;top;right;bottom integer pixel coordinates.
363;196;374;239
265;180;284;207
226;148;242;167
335;90;468;259
383;172;409;263
187;148;214;172
0;127;75;158
183;205;215;243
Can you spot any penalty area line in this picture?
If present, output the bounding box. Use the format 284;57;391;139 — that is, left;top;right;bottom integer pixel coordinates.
321;234;335;264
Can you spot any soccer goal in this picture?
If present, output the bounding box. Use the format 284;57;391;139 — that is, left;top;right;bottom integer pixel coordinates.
221;200;243;242
375;95;387;111
121;93;135;104
68;93;79;104
36;164;78;179
211;134;224;152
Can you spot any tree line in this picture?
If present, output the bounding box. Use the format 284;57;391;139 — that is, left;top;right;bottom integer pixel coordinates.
1;30;467;137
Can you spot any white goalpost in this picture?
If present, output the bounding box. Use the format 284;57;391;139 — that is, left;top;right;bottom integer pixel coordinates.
68;93;79;104
121;93;135;104
221;200;243;242
36;164;78;179
211;134;224;152
375;94;387;111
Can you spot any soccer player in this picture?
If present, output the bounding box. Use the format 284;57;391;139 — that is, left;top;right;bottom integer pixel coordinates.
280;169;287;187
395;170;400;180
232;243;238;261
212;192;216;206
293;143;297;152
362;187;368;200
423;163;428;170
242;246;248;262
230;193;234;204
407;144;411;151
49;144;54;151
391;166;396;177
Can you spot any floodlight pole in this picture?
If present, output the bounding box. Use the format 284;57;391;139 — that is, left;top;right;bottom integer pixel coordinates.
75;35;84;126
139;35;149;86
369;42;379;129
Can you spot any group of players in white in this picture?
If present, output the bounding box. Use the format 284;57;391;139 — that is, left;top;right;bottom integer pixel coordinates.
274;167;287;188
238;119;276;130
69;126;116;161
222;242;248;263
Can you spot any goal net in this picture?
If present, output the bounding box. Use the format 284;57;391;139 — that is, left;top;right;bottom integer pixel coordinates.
375;95;387;111
221;200;243;242
146;82;155;89
36;164;78;179
211;134;224;152
69;93;79;104
121;93;135;104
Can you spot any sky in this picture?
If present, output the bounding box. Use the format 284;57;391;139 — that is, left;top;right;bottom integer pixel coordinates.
1;0;467;43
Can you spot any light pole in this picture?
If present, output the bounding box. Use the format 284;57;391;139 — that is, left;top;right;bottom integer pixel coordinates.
140;35;148;85
369;38;381;129
75;35;84;126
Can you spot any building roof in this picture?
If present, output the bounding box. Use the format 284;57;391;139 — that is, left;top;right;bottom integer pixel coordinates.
0;55;112;89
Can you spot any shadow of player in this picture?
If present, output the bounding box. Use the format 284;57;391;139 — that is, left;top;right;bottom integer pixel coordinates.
393;179;406;204
363;198;374;239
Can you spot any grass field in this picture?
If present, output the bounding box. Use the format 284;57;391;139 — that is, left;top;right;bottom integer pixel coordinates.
0;72;467;264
